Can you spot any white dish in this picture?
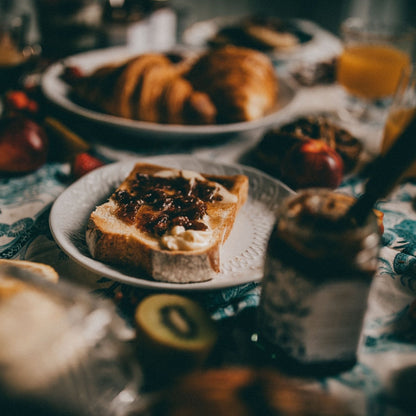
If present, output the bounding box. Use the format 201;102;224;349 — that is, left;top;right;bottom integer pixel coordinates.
183;17;342;69
183;16;314;57
49;155;294;291
41;46;295;141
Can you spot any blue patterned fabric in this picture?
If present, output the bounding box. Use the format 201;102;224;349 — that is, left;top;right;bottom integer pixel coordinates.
0;163;68;259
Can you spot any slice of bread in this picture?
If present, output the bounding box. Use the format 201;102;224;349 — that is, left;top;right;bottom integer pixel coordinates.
86;162;249;283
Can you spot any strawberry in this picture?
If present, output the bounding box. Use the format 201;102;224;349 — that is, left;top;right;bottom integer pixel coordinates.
4;90;40;118
71;152;104;179
4;90;30;112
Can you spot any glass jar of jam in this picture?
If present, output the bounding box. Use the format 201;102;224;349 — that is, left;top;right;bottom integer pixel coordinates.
256;189;381;376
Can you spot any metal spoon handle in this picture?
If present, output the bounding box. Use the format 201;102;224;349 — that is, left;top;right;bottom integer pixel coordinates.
347;113;416;224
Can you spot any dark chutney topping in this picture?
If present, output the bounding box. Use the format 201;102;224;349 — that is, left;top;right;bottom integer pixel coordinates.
112;172;225;236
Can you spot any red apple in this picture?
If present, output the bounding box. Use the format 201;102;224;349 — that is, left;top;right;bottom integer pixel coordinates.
0;115;49;173
281;138;344;189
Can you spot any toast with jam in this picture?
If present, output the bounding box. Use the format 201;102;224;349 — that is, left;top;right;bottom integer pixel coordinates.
86;162;249;283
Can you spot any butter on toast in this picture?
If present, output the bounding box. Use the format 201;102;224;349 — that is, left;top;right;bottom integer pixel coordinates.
86;163;249;283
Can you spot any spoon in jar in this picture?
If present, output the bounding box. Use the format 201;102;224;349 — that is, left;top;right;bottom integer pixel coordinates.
343;114;416;226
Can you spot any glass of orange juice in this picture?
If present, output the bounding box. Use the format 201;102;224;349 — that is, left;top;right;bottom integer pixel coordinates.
381;65;416;178
336;18;415;126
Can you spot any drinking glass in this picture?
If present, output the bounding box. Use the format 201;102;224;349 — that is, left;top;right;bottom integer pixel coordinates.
0;264;143;416
0;14;40;93
380;65;416;178
336;17;415;126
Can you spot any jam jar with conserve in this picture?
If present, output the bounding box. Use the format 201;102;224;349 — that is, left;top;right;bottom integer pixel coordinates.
257;189;381;376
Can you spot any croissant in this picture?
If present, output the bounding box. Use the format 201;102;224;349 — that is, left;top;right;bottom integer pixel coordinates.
70;46;278;125
71;53;217;125
185;46;278;123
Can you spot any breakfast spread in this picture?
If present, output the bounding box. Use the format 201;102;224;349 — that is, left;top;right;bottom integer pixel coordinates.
86;162;249;283
67;46;278;125
1;7;413;414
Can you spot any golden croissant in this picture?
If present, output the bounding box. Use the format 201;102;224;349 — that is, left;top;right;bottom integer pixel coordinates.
185;46;278;123
70;46;278;125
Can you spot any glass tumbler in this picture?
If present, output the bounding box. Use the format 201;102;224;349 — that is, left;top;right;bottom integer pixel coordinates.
0;14;39;93
0;264;142;416
380;64;416;178
336;17;415;126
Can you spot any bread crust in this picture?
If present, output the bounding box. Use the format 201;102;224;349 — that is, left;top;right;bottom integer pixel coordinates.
86;163;248;283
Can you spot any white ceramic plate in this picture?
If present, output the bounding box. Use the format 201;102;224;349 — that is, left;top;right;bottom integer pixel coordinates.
40;46;295;141
183;17;342;70
49;155;294;291
183;17;315;56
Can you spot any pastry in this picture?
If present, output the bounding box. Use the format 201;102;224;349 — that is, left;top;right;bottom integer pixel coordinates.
185;46;278;123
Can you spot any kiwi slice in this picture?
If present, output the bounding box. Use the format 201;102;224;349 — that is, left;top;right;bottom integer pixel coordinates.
134;294;218;386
